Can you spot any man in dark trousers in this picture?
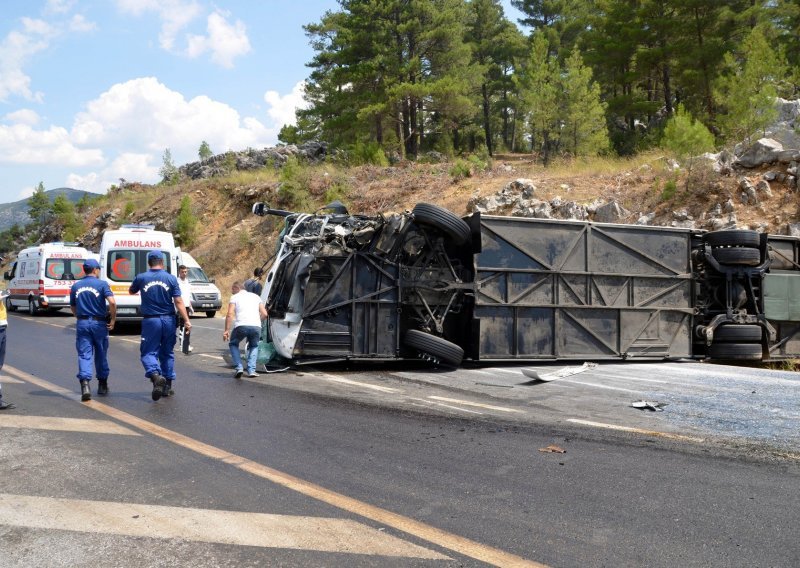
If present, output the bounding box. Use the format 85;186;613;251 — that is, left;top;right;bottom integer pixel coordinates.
70;259;116;401
0;288;13;410
129;250;192;401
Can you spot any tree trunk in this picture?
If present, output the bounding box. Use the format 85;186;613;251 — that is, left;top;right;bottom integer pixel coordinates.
481;82;494;155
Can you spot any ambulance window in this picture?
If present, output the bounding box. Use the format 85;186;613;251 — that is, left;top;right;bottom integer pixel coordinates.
70;260;86;278
19;262;26;278
45;259;84;280
108;251;135;281
45;260;65;280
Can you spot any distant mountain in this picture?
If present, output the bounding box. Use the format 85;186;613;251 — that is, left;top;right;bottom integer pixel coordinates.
0;188;99;232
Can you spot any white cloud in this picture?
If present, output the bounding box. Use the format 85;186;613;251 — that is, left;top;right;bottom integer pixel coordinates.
186;11;251;68
72;77;273;163
116;1;249;67
18;185;36;199
264;81;308;128
66;153;158;193
0;123;103;166
45;0;76;15
68;14;96;33
0;11;95;103
4;109;41;126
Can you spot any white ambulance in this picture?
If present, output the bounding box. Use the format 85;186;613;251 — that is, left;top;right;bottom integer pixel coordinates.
179;252;222;317
3;242;92;315
98;225;180;320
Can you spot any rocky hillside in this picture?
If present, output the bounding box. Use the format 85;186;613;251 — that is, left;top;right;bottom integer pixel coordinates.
12;100;800;301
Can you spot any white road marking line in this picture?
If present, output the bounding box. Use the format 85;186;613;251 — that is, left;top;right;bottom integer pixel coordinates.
409;398;483;415
559;379;641;393
314;374;401;394
0;493;446;559
199;353;225;361
117;338;140;344
0;416;139;436
567;419;706;443
427;396;522;413
5;365;543;567
0;375;23;384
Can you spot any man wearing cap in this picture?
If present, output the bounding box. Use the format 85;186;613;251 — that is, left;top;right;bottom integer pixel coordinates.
70;258;116;401
129;250;191;401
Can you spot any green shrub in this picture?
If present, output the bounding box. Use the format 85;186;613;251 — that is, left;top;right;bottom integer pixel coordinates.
122;201;136;221
450;159;472;179
350;141;389;166
175;196;198;248
661;178;677;201
277;156;311;210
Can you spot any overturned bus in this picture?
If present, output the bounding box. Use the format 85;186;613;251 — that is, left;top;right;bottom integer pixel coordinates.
252;201;800;367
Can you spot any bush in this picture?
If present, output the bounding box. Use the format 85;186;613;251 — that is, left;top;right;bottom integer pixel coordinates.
350;141;389;166
661;178;677;201
175;196;198;248
276;156;311;210
450;159;472;180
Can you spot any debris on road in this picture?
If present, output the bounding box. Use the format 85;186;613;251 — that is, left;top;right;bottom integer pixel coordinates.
520;362;597;383
631;400;668;412
539;444;567;453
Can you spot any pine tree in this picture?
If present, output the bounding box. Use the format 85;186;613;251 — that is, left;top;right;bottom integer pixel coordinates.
27;182;51;226
160;148;179;183
198;141;212;161
175;196;197;248
714;25;788;145
517;33;560;163
561;47;609;156
661;104;715;189
52;194;83;242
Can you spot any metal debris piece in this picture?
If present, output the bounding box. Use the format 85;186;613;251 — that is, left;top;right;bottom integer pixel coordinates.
520;362;597;383
631;400;667;412
539;444;567;454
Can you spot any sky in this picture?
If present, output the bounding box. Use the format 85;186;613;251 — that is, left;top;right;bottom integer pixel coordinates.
0;0;525;204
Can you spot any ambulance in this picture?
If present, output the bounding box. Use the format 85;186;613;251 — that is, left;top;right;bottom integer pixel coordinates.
3;242;92;315
98;225;180;320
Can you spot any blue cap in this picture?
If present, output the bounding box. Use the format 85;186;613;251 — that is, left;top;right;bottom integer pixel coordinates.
83;259;100;271
147;250;164;260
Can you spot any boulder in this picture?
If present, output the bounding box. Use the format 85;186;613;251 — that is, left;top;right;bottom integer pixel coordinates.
756;179;773;198
505;179;536;197
735;138;783;168
635;212;655;226
594;200;630;223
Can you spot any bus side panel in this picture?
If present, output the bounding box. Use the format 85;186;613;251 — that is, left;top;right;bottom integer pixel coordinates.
473;216;695;361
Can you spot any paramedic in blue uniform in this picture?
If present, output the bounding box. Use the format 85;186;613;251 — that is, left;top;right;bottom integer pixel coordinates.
70;258;116;402
129;250;192;401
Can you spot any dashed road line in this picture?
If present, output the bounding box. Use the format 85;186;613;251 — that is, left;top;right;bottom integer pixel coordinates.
314;373;401;394
0;415;140;436
199;353;225;361
0;375;23;384
567;419;705;443
427;396;522;414
5;364;546;568
0;493;445;559
410;398;483;415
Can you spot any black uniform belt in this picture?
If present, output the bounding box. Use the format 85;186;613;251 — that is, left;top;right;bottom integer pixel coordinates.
76;316;106;321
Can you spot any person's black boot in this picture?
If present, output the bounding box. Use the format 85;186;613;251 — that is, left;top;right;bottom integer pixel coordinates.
80;380;91;402
150;373;165;401
161;379;172;398
97;379;109;396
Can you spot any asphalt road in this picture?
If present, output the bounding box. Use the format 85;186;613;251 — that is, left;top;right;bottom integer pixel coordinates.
1;310;799;567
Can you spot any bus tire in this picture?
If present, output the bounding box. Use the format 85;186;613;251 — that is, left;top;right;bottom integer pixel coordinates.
704;229;760;248
708;342;763;360
712;247;761;266
714;325;762;343
412;203;471;246
404;329;464;366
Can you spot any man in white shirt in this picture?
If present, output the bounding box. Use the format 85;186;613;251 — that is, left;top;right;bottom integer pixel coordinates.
222;281;268;378
177;265;194;352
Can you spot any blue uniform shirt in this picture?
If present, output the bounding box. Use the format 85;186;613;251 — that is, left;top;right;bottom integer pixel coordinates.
70;276;113;317
129;269;181;316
